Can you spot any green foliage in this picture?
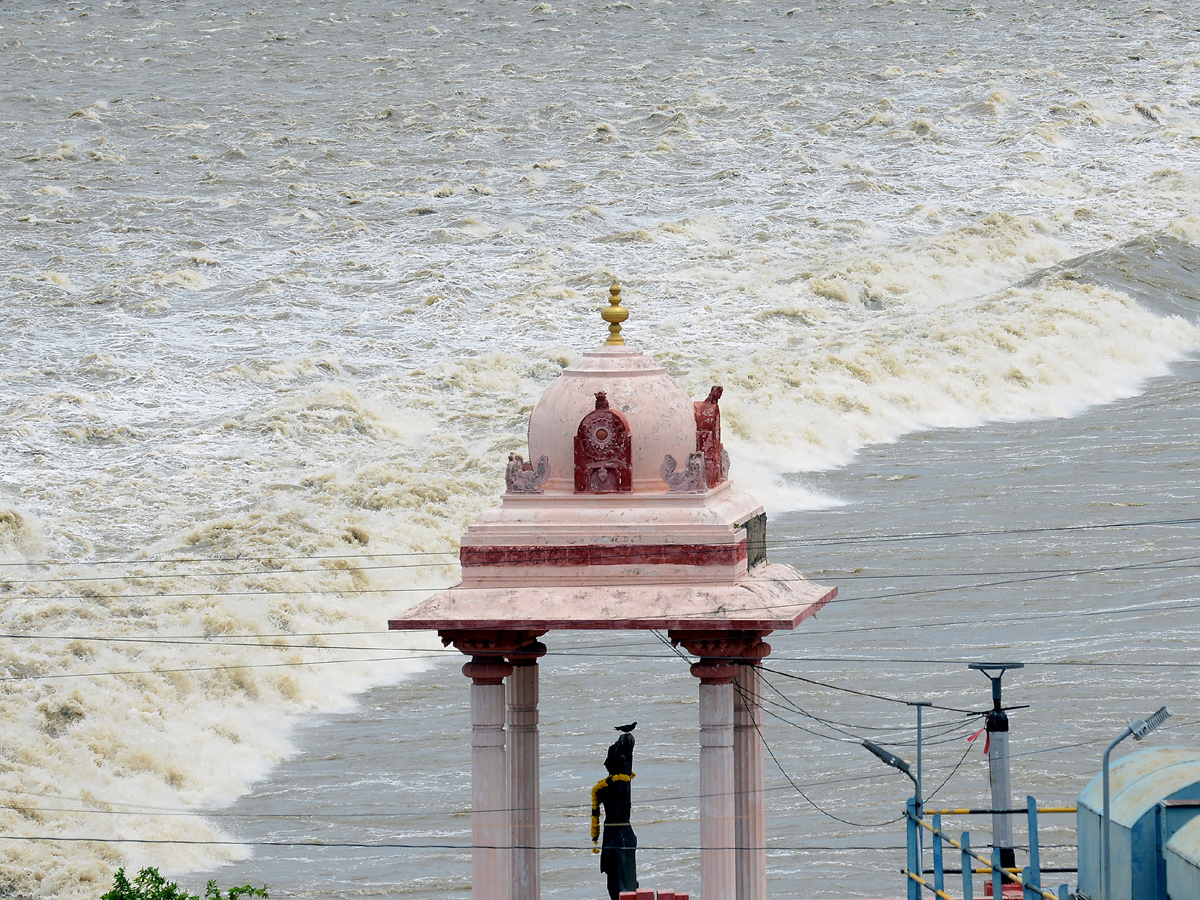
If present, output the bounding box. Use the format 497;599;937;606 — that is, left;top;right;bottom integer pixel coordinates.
102;867;267;900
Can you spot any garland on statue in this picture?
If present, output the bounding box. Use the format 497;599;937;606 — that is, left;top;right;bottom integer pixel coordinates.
590;773;635;853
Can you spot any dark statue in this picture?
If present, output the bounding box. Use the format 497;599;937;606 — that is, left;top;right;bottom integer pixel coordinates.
591;725;638;900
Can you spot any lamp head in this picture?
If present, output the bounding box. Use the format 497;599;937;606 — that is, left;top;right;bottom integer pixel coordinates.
863;740;914;781
1131;706;1172;741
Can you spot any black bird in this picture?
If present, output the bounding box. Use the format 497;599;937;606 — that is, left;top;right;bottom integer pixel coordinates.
615;722;637;733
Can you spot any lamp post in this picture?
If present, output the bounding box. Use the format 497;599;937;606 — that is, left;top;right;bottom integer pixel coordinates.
906;701;932;820
1100;706;1172;900
863;741;921;900
905;702;932;880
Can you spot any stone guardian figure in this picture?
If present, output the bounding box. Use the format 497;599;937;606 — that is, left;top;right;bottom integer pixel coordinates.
591;726;638;900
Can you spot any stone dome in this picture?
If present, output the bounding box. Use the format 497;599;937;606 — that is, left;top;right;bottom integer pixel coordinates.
527;345;698;494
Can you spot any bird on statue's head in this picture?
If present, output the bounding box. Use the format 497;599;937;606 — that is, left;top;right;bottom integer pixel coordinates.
604;730;635;776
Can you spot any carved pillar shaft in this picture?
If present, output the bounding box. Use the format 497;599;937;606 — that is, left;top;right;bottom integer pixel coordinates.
444;630;543;900
672;630;771;900
507;643;545;900
465;657;513;900
695;661;738;900
734;663;766;900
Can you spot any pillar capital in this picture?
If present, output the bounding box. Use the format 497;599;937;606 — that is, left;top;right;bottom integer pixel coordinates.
669;629;773;675
462;658;514;684
507;640;547;667
441;630;547;663
690;660;741;684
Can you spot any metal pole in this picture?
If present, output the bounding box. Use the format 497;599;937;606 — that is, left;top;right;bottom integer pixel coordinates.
908;701;931;816
1099;707;1171;900
1101;726;1132;900
1026;795;1040;890
906;798;920;900
863;740;921;899
961;832;974;900
909;700;931;878
932;812;945;896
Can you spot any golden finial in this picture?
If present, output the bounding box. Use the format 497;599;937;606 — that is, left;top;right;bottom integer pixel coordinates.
601;282;629;345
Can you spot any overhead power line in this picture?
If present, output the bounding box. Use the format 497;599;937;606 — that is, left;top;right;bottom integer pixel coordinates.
1;552;1197;631
4;638;1200;686
0;834;932;852
0;768;900;821
758;665;980;714
0;513;1196;570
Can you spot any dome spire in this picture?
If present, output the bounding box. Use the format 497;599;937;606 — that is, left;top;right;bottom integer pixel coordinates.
601;282;629;345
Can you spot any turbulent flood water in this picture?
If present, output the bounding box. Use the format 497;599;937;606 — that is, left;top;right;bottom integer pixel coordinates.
2;1;1200;897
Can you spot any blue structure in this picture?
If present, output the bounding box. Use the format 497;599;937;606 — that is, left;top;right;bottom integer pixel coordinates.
903;797;1069;900
1077;747;1200;900
1165;808;1200;900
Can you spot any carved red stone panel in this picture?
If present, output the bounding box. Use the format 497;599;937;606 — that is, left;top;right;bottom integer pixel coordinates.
574;391;632;493
693;385;727;487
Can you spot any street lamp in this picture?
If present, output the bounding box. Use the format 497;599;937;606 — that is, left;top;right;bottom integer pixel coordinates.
863;739;918;790
1101;706;1172;900
863;741;921;900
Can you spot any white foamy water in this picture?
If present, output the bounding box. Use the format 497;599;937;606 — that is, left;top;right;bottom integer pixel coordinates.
2;1;1200;897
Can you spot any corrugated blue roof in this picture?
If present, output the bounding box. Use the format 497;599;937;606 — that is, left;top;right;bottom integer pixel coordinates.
1078;747;1200;828
1165;812;1200;900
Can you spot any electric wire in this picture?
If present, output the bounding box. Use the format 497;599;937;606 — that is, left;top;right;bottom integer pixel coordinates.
0;513;1195;569
652;632;905;828
0;834;1080;852
2;552;1194;655
0;700;1183;849
0;654;415;683
0;769;902;822
0;496;1192;868
799;594;1200;638
758;665;980;714
0;834;937;851
923;742;974;803
2;626;1199;678
3;551;1200;607
2;628;1199;675
0;829;1084;857
754;669;970;738
5;636;1198;690
739;682;906;829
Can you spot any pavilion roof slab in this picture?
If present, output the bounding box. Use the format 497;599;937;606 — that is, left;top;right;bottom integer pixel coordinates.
387;562;836;632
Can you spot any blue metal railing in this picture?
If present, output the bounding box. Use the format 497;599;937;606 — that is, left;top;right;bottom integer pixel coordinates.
903;796;1071;900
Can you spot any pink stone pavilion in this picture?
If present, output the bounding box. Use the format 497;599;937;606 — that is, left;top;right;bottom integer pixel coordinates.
388;285;836;900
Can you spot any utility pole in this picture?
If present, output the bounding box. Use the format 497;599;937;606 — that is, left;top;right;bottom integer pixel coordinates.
907;701;932;878
907;700;932;818
969;662;1024;872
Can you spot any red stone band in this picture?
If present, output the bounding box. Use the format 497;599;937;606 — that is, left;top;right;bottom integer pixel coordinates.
461;542;747;568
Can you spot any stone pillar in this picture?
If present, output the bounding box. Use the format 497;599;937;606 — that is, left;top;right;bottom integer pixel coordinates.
693;658;739;900
463;655;513;900
507;641;546;900
443;630;544;900
734;663;766;900
672;630;771;900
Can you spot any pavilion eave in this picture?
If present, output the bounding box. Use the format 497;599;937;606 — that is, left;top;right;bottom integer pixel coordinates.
388;562;837;633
